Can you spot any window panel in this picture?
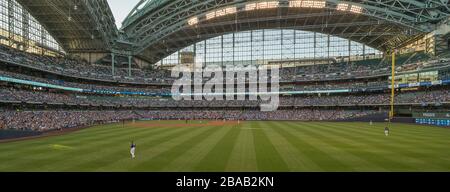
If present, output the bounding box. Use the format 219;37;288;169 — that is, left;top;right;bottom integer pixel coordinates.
160;29;382;68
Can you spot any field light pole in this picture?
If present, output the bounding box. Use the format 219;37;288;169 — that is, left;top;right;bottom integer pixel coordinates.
389;50;396;123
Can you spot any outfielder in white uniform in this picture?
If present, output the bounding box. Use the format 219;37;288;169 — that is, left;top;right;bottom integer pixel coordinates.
130;142;136;159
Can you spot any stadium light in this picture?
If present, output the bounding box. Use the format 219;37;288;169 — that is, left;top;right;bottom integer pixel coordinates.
349;5;363;14
257;2;268;9
289;1;326;8
245;1;279;11
188;17;199;26
225;7;237;14
216;9;226;17
289;1;302;7
206;12;216;20
204;6;236;20
336;3;349;11
311;1;326;8
267;1;279;9
245;3;257;11
337;3;363;14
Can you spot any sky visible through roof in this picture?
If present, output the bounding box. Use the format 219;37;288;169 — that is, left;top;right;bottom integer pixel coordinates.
107;0;141;28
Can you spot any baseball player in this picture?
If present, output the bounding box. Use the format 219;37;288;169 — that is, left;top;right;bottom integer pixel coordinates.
130;141;136;159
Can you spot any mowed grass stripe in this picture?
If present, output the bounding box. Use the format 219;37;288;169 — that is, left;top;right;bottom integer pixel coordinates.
307;123;450;171
252;121;289;172
162;125;235;172
1;126;176;171
288;122;408;171
195;125;241;172
350;123;450;147
131;127;223;171
349;123;450;147
343;123;450;168
225;124;258;172
0;125;160;170
123;127;216;171
0;124;142;159
93;126;213;171
2;121;450;172
374;123;450;137
271;122;352;171
0;124;124;153
336;122;449;142
0;126;154;158
8;123;202;171
282;122;361;171
261;121;322;171
316;122;440;148
321;123;450;164
76;125;205;172
45;126;184;172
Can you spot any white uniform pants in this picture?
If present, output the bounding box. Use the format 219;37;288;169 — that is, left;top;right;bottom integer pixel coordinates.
130;147;136;159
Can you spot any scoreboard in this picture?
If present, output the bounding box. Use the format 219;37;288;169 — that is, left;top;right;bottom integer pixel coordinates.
414;112;450;127
415;118;450;126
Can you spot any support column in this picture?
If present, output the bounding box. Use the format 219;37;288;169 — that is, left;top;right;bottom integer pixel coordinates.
221;35;224;68
294;31;297;63
204;39;207;68
348;39;351;64
262;30;265;65
281;29;284;67
22;9;30;51
40;28;46;55
177;50;181;66
363;44;366;60
327;34;330;65
313;32;316;65
111;53;115;76
8;0;14;47
232;33;235;66
294;31;297;75
389;51;396;122
128;55;132;77
193;43;197;68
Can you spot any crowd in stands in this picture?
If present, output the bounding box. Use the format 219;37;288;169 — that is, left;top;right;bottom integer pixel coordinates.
0;45;172;84
279;52;444;81
1;45;449;134
0;110;136;131
0;69;172;94
1;85;449;107
397;58;450;73
134;109;378;121
2;44;448;85
0;109;378;131
280;62;389;81
284;80;387;91
0;68;391;95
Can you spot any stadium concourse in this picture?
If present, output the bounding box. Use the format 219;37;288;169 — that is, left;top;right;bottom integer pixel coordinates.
0;0;449;172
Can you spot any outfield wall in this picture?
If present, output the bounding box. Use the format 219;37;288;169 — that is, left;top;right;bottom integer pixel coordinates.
339;113;416;124
0;130;42;140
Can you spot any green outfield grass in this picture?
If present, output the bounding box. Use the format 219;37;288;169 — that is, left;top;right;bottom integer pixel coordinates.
1;121;450;172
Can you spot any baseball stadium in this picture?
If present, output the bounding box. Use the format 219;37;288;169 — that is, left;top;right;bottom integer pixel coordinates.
0;0;450;172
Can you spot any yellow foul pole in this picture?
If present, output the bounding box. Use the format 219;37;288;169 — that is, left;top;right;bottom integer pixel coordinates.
390;51;396;122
